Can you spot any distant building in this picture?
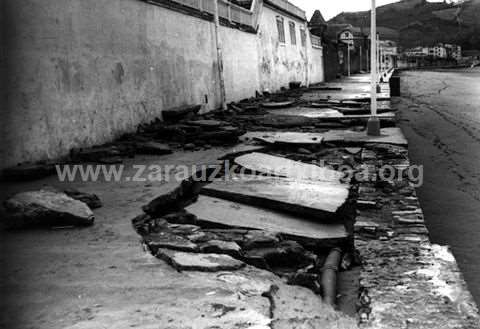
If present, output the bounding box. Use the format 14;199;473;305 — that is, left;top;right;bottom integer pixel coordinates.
444;44;462;61
379;40;398;71
404;46;427;57
462;50;480;60
403;43;461;61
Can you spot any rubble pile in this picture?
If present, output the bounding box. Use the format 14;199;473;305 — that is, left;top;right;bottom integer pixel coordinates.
2;84;398;181
131;142;360;295
348;143;480;327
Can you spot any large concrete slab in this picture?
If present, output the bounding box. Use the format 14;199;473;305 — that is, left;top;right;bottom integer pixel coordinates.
186;195;348;242
201;175;350;220
234;152;344;183
240;127;407;146
3;189;95;228
156;248;245;272
240;131;324;145
323;127;408;146
267;107;343;118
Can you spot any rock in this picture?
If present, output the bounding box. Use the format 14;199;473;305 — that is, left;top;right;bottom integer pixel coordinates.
356;200;379;209
142;177;201;217
156;249;245;272
3;189;95;229
201;229;248;245
71;146;124;162
286;272;321;293
242;230;280;250
63;188;102;209
244;241;316;273
186;120;228;130
2;162;56;181
261;101;295;109
200;240;242;258
98;156;123;164
184;143;195;150
135;141;172;155
168;223;201;236
162;212;197;225
297;148;312;155
198;128;244;145
345;147;362;155
144;232;198;253
162;105;201;122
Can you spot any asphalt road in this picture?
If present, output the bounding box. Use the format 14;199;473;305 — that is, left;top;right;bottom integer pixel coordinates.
397;67;480;303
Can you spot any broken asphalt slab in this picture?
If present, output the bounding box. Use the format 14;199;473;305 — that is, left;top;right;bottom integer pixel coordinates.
134;141;172;155
261;100;295;108
162;104;201;122
240;127;407;146
155;248;245;272
267;107;344;118
240;131;324;145
186;195;349;244
3;189;95;228
234;152;345;183
200;174;350;220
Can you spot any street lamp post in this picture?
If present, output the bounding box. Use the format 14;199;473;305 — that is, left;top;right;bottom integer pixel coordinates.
367;0;380;136
347;45;351;76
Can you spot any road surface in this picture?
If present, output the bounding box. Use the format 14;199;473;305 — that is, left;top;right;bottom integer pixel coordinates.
397;67;480;303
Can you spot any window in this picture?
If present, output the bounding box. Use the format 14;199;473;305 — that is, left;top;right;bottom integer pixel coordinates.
300;28;306;47
276;16;285;43
289;21;296;45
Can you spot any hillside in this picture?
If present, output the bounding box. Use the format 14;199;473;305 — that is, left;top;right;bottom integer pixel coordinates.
327;0;480;50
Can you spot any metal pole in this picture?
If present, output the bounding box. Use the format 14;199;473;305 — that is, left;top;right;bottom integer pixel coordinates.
367;0;380;136
347;45;351;76
360;45;362;72
377;34;381;78
366;49;369;72
214;0;227;111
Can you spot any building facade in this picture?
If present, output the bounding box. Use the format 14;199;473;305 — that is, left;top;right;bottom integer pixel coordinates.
379;40;398;71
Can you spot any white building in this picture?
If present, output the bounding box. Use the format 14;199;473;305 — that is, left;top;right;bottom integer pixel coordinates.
423;45;447;58
404;46;427;57
404;43;462;61
444;44;462;61
379;40;398;71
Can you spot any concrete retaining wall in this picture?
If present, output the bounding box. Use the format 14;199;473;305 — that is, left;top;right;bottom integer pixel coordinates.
1;0;323;169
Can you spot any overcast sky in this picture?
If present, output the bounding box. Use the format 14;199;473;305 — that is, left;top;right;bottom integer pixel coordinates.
288;0;445;21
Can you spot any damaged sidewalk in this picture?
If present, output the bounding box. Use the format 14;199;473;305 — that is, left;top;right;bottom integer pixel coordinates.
1;72;479;329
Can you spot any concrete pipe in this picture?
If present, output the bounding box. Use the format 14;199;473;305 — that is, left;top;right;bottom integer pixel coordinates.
321;247;342;306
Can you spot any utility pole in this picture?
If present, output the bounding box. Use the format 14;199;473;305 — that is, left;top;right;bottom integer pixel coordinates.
367;0;380;136
214;0;227;110
377;34;381;77
360;45;363;72
347;45;351;76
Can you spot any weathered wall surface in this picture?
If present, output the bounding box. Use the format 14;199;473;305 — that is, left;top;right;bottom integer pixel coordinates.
1;0;323;169
220;26;260;102
256;6;309;92
323;42;341;81
2;0;218;168
1;0;261;169
308;46;324;84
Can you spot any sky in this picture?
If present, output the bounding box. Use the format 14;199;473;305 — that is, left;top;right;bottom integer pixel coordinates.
288;0;445;21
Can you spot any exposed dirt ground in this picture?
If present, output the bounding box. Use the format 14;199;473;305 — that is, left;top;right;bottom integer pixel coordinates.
0;148;357;329
396;67;480;303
